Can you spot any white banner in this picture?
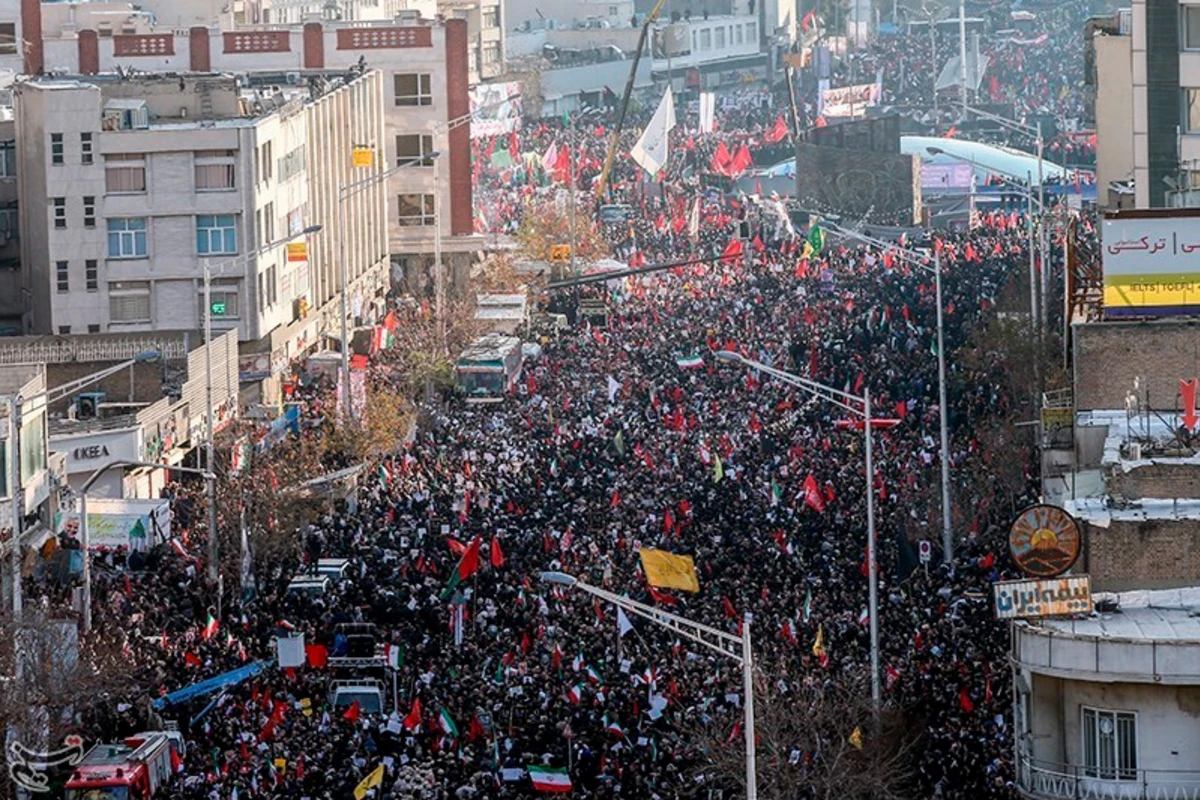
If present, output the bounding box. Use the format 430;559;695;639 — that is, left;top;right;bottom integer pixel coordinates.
56;497;171;551
698;92;716;134
820;82;880;118
630;89;676;177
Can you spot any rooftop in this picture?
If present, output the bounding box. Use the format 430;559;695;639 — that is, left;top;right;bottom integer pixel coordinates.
1030;586;1200;644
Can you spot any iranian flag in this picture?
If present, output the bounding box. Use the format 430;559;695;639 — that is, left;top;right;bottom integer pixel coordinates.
439;536;481;600
676;354;704;369
528;766;572;793
566;684;583;705
438;708;459;738
202;613;219;640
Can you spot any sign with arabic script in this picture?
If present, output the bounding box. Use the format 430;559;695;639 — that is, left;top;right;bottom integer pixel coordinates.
1102;212;1200;318
993;576;1092;619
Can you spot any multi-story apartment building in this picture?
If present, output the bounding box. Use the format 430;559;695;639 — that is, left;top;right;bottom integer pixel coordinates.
1090;0;1200;208
18;13;476;291
14;69;389;352
439;0;505;83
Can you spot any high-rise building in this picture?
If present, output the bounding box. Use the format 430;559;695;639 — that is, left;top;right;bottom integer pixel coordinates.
14;69;389;354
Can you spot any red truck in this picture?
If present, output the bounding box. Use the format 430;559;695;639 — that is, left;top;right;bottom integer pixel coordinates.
64;732;183;800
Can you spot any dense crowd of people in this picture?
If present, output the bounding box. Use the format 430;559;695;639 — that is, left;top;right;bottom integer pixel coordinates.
9;4;1114;799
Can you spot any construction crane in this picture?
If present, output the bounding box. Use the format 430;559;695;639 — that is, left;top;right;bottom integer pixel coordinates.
595;0;669;200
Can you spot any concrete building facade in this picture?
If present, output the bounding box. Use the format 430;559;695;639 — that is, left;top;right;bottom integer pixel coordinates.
13;68;389;362
1012;589;1200;800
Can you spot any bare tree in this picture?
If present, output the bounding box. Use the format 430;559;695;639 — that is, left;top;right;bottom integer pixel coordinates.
685;670;916;800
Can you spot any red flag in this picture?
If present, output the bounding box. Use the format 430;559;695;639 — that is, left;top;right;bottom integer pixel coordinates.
801;8;817;31
710;142;734;176
304;643;328;669
727;145;753;179
814;115;827;128
945;125;957;138
490;537;505;568
170;746;183;773
722;597;737;619
802;474;825;512
721;238;744;262
978;552;996;570
468;713;485;742
184;651;202;668
343;701;361;723
647;585;679;606
611;490;621;508
403;698;423;731
447;537;468;556
752;235;765;253
764;116;788;144
959;687;975;714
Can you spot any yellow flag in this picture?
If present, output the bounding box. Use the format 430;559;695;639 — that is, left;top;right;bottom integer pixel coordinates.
639;549;701;593
354;764;385;799
812;626;825;657
849;726;864;750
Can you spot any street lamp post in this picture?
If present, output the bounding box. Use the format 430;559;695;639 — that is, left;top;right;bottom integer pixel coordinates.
203;225;322;581
715;350;881;709
79;459;213;632
540;571;758;799
824;222;955;565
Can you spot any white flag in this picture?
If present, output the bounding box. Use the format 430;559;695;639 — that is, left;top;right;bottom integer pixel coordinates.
617;607;634;638
540;142;559;173
688;197;700;238
629;89;676;178
698;91;716;134
607;375;621;403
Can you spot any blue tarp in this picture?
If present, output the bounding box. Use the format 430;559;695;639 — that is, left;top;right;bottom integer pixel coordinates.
151;661;269;709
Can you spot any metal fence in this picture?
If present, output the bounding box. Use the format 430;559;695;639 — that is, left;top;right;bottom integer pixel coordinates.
1020;757;1200;800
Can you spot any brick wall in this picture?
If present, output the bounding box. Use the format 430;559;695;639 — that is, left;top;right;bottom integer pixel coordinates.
1074;319;1200;410
1084;517;1200;590
44;361;176;416
1110;463;1200;500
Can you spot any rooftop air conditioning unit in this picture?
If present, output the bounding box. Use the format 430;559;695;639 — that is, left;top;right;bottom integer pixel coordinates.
286;71;301;85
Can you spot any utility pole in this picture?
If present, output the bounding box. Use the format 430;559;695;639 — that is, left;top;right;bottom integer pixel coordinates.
957;0;968;108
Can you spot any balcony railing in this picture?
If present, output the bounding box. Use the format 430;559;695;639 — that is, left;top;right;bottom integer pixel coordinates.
1019;756;1200;800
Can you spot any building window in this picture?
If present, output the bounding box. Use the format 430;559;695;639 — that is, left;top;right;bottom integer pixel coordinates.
109;280;151;323
58;326;70;335
482;6;499;28
483;42;501;65
107;217;148;259
258;265;278;311
0;23;16;55
51;133;64;165
0;208;16;240
255;142;273;184
397;193;436;226
715;26;725;49
256;202;275;246
746;22;757;41
56;261;69;293
53;198;66;229
83;196;95;228
85;259;98;291
197;214;238;255
202;284;240;320
1082;707;1137;781
81;132;94;165
0;140;14;178
195;157;236;191
394;73;433;106
1185;6;1200;50
87;324;100;333
736;24;744;44
105;154;146;193
396;134;434;167
699;29;712;50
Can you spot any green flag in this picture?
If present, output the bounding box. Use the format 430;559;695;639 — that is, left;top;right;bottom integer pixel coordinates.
614;430;626;457
713;454;724;483
808;224;825;255
770;477;782;506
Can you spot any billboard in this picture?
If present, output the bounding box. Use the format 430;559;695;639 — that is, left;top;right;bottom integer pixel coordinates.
1103;211;1200;317
819;82;880;118
470;82;523;139
56;497;171;551
922;164;974;191
993;576;1092;619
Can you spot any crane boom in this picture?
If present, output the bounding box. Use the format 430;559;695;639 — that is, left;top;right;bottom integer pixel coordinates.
595;0;669;199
